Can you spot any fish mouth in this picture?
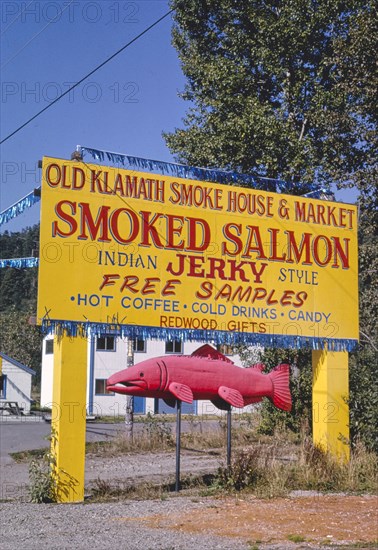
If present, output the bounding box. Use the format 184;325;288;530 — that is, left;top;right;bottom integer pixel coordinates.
106;379;148;393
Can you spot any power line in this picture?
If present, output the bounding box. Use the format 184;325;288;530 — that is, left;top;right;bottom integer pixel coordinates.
0;8;174;146
1;0;76;70
0;0;34;36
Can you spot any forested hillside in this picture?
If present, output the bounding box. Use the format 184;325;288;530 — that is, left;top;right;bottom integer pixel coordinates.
0;225;39;311
0;225;42;381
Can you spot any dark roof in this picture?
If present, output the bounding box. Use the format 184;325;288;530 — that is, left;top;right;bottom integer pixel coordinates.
0;352;36;375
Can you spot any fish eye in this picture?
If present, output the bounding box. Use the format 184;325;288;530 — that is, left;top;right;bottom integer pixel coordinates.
139;371;144;377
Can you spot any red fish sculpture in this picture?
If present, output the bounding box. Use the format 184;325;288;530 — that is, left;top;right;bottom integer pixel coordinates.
107;344;292;411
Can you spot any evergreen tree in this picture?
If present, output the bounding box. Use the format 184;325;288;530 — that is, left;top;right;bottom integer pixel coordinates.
0;225;39;312
0;225;42;382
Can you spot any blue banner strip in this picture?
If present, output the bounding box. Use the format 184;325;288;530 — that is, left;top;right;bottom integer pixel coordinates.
80;146;331;197
0;257;39;268
41;319;358;352
0;189;41;227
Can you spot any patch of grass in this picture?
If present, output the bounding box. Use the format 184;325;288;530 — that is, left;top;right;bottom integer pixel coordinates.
27;428;80;503
88;472;213;502
291;438;378;493
10;448;47;463
211;436;377;497
181;430;225;450
94;416;125;423
89;477;165;501
287;534;306;543
87;413;175;457
90;414;203;424
30;406;52;413
210;436;296;498
28;450;57;503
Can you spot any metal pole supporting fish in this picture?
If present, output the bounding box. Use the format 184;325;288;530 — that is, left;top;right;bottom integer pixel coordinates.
227;406;232;468
175;399;182;492
125;339;134;441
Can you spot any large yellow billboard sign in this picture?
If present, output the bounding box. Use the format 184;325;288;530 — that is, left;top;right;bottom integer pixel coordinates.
37;157;358;350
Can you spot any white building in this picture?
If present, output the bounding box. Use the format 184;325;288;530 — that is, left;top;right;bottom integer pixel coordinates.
40;336;249;417
0;352;36;414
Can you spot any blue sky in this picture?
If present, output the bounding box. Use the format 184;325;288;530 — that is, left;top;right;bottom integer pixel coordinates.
1;0;357;235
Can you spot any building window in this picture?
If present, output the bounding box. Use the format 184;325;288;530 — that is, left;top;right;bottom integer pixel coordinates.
165;340;182;354
217;344;234;356
133;338;146;352
45;339;54;354
96;336;116;351
0;375;7;399
95;379;114;395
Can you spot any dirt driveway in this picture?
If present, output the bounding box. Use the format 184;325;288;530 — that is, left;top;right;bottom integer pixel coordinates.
143;493;377;548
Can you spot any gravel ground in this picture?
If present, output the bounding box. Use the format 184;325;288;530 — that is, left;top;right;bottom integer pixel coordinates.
0;498;249;550
1;494;376;550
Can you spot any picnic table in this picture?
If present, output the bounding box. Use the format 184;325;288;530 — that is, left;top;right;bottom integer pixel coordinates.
0;401;24;415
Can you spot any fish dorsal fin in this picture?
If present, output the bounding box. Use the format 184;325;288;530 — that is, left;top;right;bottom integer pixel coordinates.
247;362;266;372
169;382;193;404
218;386;244;408
191;344;233;363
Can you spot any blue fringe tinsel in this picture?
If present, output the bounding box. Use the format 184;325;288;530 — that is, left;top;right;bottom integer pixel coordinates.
0;189;41;227
80;146;332;197
41;319;358;352
0;257;39;268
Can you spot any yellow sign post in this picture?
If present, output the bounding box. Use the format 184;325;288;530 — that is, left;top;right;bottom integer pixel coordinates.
51;334;87;502
37;157;359;500
312;349;350;461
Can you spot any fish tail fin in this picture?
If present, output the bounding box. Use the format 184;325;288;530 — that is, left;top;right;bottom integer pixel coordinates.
268;364;292;411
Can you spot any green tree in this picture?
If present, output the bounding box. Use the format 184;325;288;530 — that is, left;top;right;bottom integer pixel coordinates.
0;225;42;383
327;2;378;452
166;0;377;449
0;225;39;312
348;169;377;452
166;0;376;188
0;307;42;383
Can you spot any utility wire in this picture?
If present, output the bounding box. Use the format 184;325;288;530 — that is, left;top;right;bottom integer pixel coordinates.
0;8;174;145
1;0;34;36
1;0;76;70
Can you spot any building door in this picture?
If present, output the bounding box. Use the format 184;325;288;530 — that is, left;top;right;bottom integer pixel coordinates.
134;397;145;414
